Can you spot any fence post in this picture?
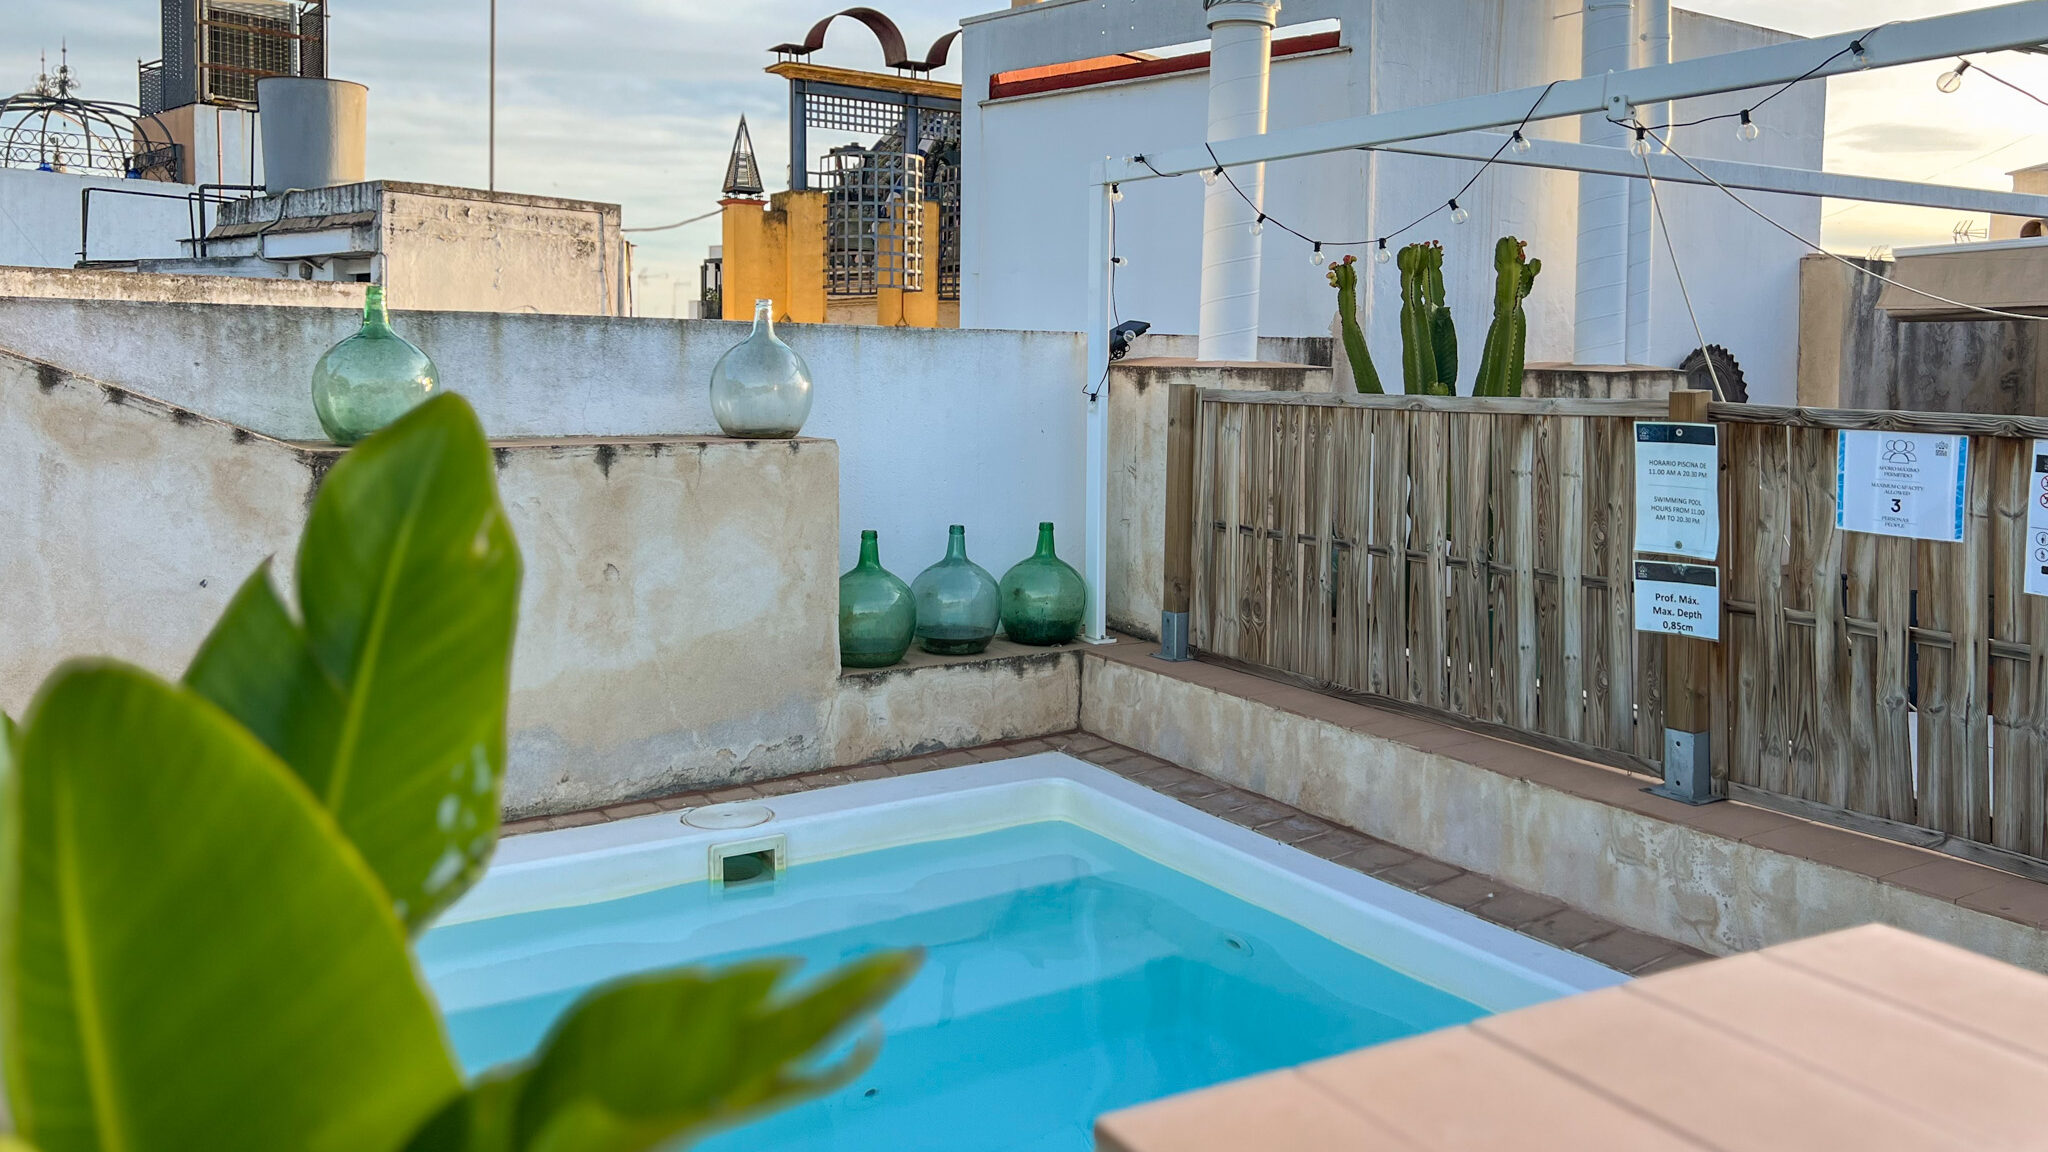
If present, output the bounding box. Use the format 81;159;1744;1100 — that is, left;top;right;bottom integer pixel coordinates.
1652;387;1721;804
1158;381;1196;660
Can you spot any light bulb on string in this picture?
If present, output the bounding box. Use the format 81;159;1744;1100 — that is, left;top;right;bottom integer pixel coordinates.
1630;127;1651;158
1850;40;1871;70
1251;214;1265;237
1937;59;1969;93
1736;110;1759;142
1203;166;1221;186
1109;184;1124;203
1111;255;1130;269
1448;199;1468;225
1509;130;1532;155
1311;243;1326;266
1375;239;1392;265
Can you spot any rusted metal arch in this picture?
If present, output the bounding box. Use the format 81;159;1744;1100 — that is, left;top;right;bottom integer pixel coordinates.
771;8;959;73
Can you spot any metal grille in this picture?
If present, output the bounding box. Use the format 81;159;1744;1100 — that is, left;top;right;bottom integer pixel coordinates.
929;149;960;301
815;147;924;296
138;60;164;116
805;91;912;137
201;0;296;104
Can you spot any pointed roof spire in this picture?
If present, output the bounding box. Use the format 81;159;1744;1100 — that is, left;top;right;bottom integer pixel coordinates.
722;115;765;198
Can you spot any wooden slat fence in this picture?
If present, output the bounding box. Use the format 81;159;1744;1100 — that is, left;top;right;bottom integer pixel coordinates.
1192;391;1668;772
1190;390;2048;871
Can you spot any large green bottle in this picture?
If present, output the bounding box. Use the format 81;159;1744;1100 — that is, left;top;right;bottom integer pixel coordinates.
912;525;1000;655
998;522;1086;646
310;285;439;445
839;530;916;668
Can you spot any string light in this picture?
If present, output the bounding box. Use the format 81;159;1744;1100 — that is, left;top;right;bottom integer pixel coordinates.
1736;110;1759;142
1109;184;1124;203
1630;126;1651;157
1311;242;1326;266
1448;198;1469;225
1203;166;1221;186
1251;213;1266;236
1509;130;1531;155
1375;238;1391;264
1937;59;1969;93
1849;39;1870;69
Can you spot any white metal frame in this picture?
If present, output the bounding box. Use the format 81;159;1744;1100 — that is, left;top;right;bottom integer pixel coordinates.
1079;0;2048;641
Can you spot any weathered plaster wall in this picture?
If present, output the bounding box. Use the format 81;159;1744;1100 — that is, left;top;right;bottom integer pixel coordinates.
378;185;630;317
828;645;1082;766
1106;359;1331;640
1081;654;2048;972
0;294;1088;577
1;349;845;816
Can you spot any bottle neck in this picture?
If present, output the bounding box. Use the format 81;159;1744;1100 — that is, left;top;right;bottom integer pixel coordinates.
1034;524;1057;559
858;532;880;568
362;285;392;332
751;299;775;339
946;527;967;560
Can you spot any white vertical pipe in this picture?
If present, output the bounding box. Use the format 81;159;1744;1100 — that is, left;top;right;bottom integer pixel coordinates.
1083;163;1112;642
1197;0;1281;363
1574;0;1633;365
1625;0;1670;365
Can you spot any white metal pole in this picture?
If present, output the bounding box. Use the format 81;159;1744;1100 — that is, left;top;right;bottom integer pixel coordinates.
1576;0;1633;366
1083;162;1112;643
1197;0;1280;363
1625;0;1671;365
488;0;497;192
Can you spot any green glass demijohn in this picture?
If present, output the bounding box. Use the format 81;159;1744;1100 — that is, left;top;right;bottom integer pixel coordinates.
839;530;916;668
912;525;1000;655
999;522;1086;646
310;284;439;445
710;298;814;438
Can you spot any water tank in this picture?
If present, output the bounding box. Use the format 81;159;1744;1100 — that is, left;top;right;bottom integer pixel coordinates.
257;77;367;196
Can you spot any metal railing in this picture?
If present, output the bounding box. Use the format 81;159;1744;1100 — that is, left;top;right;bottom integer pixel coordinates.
812;147;923;297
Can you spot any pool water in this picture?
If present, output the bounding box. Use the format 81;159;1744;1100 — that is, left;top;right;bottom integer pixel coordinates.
420;821;1489;1151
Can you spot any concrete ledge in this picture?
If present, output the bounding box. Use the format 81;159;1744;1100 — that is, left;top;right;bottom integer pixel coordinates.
828;637;1089;766
1079;641;2048;972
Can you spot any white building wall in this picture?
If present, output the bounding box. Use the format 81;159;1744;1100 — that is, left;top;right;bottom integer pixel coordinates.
0;168;196;268
958;0;1822;399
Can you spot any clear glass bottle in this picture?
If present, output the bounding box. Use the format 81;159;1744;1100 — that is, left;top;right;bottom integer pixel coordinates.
839;530;916;668
710;299;814;438
310;285;438;445
912;525;1001;655
998;522;1086;646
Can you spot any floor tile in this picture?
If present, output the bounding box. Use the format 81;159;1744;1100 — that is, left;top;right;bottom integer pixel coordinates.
1577;928;1679;973
1378;858;1464;890
1474;889;1567;929
1419;873;1500;909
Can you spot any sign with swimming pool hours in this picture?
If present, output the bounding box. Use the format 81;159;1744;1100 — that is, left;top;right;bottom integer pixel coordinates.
1835;430;1968;543
1632;421;1719;560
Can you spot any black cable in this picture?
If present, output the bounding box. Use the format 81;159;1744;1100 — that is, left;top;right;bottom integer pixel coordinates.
1962;59;2048;110
1624;21;1888;135
1084;188;1123;399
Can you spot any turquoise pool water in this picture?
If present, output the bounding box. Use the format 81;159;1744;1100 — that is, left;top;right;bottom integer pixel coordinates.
419;822;1488;1151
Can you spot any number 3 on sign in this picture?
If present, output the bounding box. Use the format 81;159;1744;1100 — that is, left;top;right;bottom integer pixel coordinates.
1891;498;1903;513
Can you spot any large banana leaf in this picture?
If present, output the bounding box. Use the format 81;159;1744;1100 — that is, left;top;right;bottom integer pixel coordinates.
186;393;520;931
1;662;462;1152
406;951;920;1152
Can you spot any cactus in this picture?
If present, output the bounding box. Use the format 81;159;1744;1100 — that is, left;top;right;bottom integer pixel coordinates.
1474;236;1543;398
1396;242;1456;396
1325;254;1383;394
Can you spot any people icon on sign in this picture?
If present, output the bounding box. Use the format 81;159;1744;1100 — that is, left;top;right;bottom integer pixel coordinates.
1881;439;1917;464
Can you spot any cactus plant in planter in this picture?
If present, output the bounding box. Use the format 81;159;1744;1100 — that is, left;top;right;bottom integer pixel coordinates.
1396;242;1457;396
1325;254;1384;394
1475;236;1543;398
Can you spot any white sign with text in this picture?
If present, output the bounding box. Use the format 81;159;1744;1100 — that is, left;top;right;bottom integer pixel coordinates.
1633;421;1719;560
1835;430;1968;543
2028;439;2048;598
1634;560;1721;641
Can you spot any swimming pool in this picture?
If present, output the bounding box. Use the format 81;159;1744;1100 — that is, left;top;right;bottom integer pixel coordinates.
422;755;1622;1151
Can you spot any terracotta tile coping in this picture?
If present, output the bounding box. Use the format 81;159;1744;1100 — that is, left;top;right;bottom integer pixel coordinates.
1083;640;2048;931
503;729;1708;977
1098;925;2048;1152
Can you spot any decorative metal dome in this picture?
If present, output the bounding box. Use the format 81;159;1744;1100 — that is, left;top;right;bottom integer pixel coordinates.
1;56;180;181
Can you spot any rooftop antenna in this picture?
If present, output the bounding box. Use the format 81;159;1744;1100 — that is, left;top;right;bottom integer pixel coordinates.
722;115;765;198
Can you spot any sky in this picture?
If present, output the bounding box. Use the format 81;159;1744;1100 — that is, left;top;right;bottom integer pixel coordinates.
9;0;2048;312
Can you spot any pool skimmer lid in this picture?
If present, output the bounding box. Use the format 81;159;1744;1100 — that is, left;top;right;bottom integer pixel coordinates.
683;801;774;830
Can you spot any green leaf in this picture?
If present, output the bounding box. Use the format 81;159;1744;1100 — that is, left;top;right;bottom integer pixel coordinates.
406;951;920;1152
1;662;462;1152
184;393;521;931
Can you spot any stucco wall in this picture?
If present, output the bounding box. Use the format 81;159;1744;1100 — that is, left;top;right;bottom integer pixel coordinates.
378;185;631;317
0;168;196;268
0;293;1088;577
1;348;847;815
